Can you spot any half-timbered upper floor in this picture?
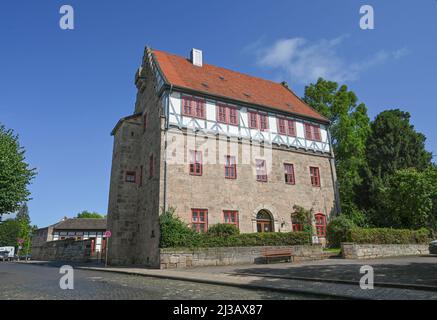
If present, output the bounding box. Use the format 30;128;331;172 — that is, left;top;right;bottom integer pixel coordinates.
134;47;332;155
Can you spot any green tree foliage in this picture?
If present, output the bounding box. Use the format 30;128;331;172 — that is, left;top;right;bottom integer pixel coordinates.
76;211;105;219
377;168;437;230
357;110;433;220
303;78;370;218
0;219;21;247
0;125;36;215
326;215;356;248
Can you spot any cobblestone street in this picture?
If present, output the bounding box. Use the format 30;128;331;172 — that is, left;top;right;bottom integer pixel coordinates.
0;263;319;300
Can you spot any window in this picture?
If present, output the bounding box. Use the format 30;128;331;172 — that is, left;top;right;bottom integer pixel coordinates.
287;120;296;136
304;123;322;141
292;218;303;232
217;104;227;123
277;118;286;134
189;150;202;176
256;159;267;182
125;171;136;183
182;96;206;119
259;114;269;131
149;154;154;179
284;163;295;185
217;104;239;125
229;108;238;125
224;155;237;179
315;214;327;237
223;210;239;228
248;111;258;129
143;113;147;132
310;166;321;187
277;118;296;136
191;209;208;233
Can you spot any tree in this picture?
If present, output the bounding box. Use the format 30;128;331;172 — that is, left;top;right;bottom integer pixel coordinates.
16;203;30;221
0;124;36;215
365;109;432;177
0;219;21;247
303;78;370;220
377;167;437;230
357;109;433;217
76;211;105;219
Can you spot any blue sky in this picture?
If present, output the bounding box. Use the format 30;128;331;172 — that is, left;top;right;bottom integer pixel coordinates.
0;1;436;227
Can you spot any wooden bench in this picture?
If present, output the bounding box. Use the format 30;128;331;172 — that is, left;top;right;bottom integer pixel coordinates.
261;248;293;264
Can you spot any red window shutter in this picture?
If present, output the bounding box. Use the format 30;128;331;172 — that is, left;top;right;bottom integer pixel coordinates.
313;125;321;141
305;123;313;140
195;99;205;118
229;108;238;125
287;120;296;136
284;163;295;184
310;167;320;187
259;114;268;131
277;118;286;134
217;104;227;123
182;96;192;116
249;112;258;129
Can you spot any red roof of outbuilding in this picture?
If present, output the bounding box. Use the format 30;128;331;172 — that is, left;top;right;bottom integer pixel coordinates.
152;49;328;123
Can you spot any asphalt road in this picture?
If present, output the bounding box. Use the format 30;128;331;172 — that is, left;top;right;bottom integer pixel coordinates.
0;263;319;300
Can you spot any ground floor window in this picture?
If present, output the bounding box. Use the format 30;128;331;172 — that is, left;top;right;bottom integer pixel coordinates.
191;209;208;233
315;213;326;237
256;210;273;232
292;218;303;232
223;210;239;228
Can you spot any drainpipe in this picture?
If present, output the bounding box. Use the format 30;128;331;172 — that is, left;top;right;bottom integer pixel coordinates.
327;129;341;216
163;85;173;212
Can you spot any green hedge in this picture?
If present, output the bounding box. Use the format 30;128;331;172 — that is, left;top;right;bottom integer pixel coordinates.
346;227;430;245
327;215;356;248
159;208;311;248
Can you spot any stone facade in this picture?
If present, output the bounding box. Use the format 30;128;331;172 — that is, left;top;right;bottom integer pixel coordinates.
32;239;92;262
107;47;339;267
160;245;323;269
341;243;430;259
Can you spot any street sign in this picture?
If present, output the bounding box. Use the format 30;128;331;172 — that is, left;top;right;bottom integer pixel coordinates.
104;231;112;238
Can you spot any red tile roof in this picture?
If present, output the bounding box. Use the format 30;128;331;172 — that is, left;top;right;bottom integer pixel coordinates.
152;49;328;123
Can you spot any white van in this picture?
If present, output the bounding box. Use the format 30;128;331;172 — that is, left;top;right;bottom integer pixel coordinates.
0;246;15;261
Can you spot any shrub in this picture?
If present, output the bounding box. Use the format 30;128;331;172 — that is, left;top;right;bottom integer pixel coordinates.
159;208;312;248
346;227;430;245
159;208;200;248
207;223;240;237
327;215;356;248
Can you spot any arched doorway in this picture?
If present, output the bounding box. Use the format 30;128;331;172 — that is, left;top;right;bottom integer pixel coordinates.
256;210;274;233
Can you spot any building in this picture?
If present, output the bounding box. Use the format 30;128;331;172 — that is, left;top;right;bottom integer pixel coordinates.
107;47;339;267
32;218;107;254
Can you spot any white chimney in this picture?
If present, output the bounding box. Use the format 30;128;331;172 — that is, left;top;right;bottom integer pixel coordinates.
190;48;203;67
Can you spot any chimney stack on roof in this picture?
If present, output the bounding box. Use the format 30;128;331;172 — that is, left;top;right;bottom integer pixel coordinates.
190;48;203;67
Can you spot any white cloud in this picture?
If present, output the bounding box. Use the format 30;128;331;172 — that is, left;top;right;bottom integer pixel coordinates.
254;36;409;84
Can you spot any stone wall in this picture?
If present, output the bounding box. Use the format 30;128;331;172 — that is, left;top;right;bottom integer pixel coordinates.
341;243;429;259
31;239;92;262
160;245;323;269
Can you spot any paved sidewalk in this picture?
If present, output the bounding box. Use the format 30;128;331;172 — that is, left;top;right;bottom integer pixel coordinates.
21;256;437;299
